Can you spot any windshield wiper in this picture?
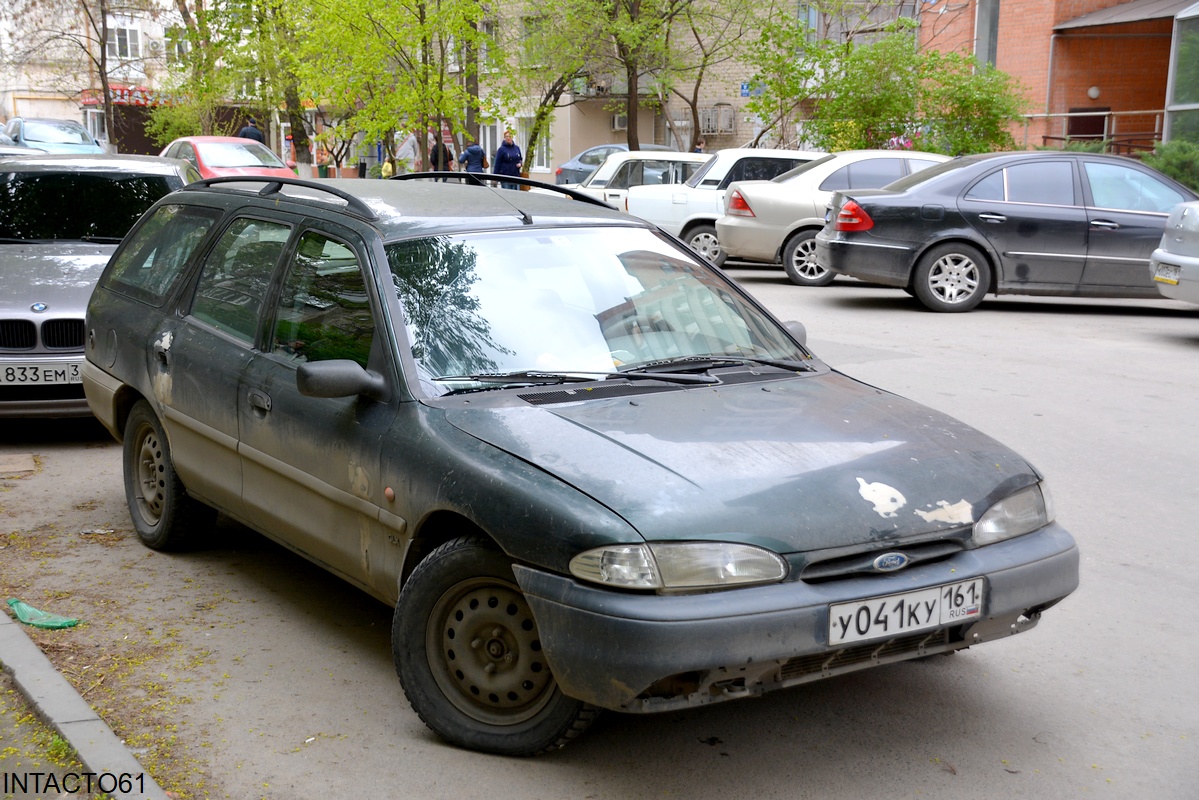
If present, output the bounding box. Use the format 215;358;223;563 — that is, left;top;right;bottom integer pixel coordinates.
624;355;813;374
436;369;718;395
78;235;123;243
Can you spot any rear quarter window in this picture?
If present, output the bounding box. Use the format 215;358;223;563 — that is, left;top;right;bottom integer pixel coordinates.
103;204;221;306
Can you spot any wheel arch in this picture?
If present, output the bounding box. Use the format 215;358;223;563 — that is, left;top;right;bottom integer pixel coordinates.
910;235;1000;294
780;223;825;260
678;217;720;241
400;511;496;589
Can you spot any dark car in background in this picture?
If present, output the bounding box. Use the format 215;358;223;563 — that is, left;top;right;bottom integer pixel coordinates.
555;142;676;184
83;173;1077;756
0;154;198;417
816;151;1197;311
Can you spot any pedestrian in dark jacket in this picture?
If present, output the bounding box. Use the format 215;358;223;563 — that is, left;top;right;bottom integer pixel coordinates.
458;138;488;173
428;128;454;181
493;131;523;190
237;118;265;143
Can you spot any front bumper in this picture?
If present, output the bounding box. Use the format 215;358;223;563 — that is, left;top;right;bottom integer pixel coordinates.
815;232;914;287
0;353;90;418
515;523;1078;712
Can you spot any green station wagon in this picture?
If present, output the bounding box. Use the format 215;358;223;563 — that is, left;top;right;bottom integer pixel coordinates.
83;175;1078;755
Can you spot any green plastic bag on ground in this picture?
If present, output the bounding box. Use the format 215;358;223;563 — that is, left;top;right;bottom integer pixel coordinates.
6;598;79;629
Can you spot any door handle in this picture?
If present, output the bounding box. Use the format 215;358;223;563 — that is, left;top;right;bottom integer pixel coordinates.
248;389;272;412
1090;220;1120;230
978;213;1007;223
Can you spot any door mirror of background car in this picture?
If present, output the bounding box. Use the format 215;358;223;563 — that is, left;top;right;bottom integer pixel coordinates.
784;320;807;346
297;359;389;401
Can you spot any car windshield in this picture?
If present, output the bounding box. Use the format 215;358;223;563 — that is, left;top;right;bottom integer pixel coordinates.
23;120;93;145
385;226;806;394
0;172;179;241
772;154;836;183
198;141;287;169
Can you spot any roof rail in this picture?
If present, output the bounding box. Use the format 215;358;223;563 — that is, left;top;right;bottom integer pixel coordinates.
391;172;618;210
183;176;379;222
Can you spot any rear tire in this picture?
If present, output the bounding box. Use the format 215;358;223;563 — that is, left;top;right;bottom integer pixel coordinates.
912;242;990;312
122;400;215;550
686;224;727;267
782;230;835;286
394;536;600;755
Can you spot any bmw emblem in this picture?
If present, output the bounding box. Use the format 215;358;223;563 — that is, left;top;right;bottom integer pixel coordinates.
31;302;48;313
872;552;910;572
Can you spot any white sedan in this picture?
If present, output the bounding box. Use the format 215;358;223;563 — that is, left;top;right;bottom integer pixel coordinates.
1151;200;1199;304
569;150;712;207
716;150;949;285
625;148;824;266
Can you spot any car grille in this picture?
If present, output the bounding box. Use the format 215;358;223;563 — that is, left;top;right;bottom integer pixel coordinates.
0;320;37;349
780;629;952;681
799;538;967;582
0;318;85;351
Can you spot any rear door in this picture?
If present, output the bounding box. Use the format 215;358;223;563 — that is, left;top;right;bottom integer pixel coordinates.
1080;158;1190;290
237;223;403;596
958;159;1089;288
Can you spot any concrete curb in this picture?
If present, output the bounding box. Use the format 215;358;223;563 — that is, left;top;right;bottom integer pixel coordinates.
0;610;170;800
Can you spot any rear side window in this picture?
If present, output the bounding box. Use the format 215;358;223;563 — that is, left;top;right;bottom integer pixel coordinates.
190;218;291;343
1006;161;1075;205
104;204;221;306
271;232;374;368
0;171;182;241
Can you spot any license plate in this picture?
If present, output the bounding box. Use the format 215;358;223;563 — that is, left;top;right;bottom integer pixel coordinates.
828;578;984;646
1153;262;1180;285
1;362;83;385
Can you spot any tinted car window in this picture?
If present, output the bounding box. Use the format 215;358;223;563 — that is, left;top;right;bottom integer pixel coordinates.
964;170;1005;201
721;158;800;187
190;218;290;342
105;205;221;305
0;172;182;240
1006;161;1074;205
849;158;904;188
272;232;374;367
1084;161;1185;213
908;158;941;172
820;166;851;192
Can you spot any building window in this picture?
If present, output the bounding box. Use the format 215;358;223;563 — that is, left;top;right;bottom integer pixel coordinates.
699;104;735;135
106;26;141;60
975;0;999;66
166;27;191;64
517;118;549;171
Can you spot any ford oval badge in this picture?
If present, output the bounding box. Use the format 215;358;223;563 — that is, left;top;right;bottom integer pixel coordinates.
872;552;910;572
31;302;48;313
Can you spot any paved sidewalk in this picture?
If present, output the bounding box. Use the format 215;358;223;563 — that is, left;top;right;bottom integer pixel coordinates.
0;611;169;800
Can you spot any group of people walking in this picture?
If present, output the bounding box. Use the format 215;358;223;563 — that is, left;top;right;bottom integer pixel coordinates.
387;127;524;189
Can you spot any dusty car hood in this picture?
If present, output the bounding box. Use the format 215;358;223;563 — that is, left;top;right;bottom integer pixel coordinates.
442;370;1038;553
0;243;113;311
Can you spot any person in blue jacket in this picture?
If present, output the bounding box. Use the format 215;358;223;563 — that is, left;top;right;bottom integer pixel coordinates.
493;131;523;189
458;137;488;173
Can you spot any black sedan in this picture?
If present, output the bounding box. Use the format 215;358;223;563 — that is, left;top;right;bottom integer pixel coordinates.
815;151;1197;311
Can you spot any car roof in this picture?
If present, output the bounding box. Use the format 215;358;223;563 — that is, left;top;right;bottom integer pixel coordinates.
174;177;647;242
170;136;268;145
601;151;711;164
711;148;826;159
0;153;192;175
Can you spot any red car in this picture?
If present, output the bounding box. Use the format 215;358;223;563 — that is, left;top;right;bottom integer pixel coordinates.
159;136;296;179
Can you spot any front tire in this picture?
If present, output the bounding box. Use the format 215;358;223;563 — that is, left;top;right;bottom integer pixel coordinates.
122;400;215;550
912;242;991;312
686;224;727;267
782;230;835;286
394;536;600;755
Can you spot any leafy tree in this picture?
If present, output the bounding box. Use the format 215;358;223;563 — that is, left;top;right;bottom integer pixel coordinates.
743;17;824;148
1143;138;1199;191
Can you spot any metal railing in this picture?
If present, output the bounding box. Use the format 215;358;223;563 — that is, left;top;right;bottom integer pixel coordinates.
1022;109;1164;155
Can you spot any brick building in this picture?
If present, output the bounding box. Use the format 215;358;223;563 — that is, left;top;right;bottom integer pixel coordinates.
918;0;1196;151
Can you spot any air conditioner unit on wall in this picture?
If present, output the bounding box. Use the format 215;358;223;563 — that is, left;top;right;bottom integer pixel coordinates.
148;39;163;54
612;114;628;131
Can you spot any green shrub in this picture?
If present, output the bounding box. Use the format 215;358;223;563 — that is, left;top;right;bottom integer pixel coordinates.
1142;138;1199;191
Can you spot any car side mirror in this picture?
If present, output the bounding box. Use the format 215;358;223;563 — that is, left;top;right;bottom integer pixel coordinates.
297;359;388;401
783;320;807;347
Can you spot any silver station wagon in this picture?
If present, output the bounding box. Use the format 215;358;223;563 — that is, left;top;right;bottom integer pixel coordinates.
83;174;1079;755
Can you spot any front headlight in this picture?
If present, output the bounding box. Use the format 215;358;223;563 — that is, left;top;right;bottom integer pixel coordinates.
569;542;788;592
973;482;1055;546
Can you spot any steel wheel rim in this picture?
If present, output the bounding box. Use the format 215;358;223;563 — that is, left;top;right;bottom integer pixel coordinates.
689;231;722;263
427;577;556;725
927;253;981;304
791;238;826;280
133;425;166;525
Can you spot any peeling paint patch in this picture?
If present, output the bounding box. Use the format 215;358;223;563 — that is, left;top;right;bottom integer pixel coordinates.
914;499;974;525
856;478;906;518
